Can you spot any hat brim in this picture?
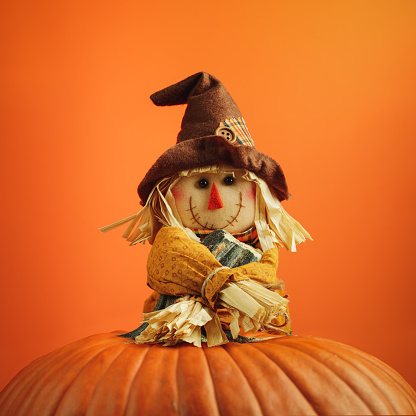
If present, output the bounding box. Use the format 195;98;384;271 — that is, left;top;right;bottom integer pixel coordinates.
138;136;289;205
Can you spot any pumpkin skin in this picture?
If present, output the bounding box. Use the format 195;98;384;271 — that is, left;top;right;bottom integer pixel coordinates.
0;332;415;416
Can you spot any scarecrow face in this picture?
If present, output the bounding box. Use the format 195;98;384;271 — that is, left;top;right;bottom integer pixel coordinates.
171;170;256;233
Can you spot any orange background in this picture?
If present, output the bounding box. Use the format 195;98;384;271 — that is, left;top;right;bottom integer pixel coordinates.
1;0;416;392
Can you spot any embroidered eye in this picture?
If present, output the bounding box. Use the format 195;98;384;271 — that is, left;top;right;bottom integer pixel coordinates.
198;178;209;188
223;176;235;186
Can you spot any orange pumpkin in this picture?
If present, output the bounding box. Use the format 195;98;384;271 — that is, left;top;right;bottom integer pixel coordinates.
1;331;415;415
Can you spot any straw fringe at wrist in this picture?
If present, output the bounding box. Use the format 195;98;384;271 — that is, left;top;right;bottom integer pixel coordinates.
134;277;289;347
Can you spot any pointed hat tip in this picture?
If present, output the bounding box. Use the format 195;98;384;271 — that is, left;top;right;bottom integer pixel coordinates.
150;72;219;107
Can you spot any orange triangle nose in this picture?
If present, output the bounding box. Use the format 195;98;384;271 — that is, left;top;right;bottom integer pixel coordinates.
207;183;224;210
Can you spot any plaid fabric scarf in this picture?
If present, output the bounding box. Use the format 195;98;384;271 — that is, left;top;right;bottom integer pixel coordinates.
192;226;259;247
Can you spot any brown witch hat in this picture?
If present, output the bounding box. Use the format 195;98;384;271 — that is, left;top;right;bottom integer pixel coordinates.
137;72;289;205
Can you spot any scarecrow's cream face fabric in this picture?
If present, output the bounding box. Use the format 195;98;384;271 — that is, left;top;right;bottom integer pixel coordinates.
171;170;256;233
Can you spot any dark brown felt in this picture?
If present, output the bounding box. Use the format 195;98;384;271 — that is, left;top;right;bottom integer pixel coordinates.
139;72;289;204
150;72;242;144
138;136;289;205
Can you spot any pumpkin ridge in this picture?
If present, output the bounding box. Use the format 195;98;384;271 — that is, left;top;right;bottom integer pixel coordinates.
30;341;125;416
301;338;416;405
0;349;53;409
123;344;152;416
124;344;180;415
301;338;416;414
84;342;148;416
225;342;317;415
11;338;123;415
221;344;264;415
200;344;225;416
203;344;263;415
250;341;320;415
176;344;220;416
55;342;129;416
170;342;180;416
255;340;373;415
279;339;393;415
124;345;162;416
0;351;49;413
30;338;126;414
0;333;116;413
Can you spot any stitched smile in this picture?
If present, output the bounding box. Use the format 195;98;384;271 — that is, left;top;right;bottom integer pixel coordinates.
187;192;245;230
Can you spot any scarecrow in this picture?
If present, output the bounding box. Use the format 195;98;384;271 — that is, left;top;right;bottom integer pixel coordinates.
101;72;312;347
2;73;415;416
